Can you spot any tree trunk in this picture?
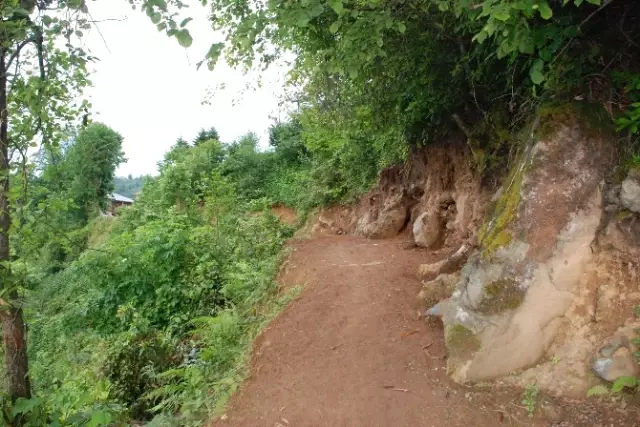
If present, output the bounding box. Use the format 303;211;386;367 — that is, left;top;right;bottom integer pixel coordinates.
0;48;31;401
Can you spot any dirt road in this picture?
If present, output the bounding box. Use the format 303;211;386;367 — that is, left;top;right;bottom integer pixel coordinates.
211;235;637;427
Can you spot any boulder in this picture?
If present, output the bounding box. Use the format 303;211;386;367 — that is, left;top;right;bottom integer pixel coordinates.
620;169;640;213
356;191;409;239
357;205;407;239
440;119;614;384
417;260;447;281
417;273;460;307
593;347;639;382
413;211;443;248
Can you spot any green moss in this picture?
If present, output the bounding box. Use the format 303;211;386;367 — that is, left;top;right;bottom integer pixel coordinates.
476;277;525;315
445;324;481;363
537;101;615;140
482;230;513;258
479;155;525;258
616;209;633;222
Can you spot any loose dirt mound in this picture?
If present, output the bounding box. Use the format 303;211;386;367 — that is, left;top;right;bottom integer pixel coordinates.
210;235;636;427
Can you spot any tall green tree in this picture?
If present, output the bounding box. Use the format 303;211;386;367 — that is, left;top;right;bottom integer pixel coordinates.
0;0;93;402
62;123;125;223
193;127;220;146
0;0;198;407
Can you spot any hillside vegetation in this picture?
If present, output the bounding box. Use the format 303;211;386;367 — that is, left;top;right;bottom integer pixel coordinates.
1;0;640;426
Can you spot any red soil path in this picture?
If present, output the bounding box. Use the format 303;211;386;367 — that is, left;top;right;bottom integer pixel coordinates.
211;235;638;427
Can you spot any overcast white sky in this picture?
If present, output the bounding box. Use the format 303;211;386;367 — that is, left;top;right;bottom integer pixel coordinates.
82;1;289;177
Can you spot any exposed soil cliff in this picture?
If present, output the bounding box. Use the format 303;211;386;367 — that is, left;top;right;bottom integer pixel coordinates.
300;136;488;252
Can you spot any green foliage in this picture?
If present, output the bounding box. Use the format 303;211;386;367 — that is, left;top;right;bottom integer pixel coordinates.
23;134;295;425
193;127;220;146
180;0;640;197
12;123;125;276
63;124;126;221
611;376;638;393
521;381;539;417
103;323;178;419
616;74;640;134
587;384;610;397
587;376;639;398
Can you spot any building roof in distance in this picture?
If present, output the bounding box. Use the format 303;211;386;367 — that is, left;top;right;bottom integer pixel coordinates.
109;193;134;203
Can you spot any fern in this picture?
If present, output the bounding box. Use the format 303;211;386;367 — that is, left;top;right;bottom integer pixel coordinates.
611;376;638;393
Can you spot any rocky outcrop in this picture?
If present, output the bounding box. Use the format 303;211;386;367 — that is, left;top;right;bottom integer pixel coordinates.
417;272;460;309
299;107;640;398
428;117;620;388
620;168;640;213
355;190;409;239
302;141;488;247
593;332;640;382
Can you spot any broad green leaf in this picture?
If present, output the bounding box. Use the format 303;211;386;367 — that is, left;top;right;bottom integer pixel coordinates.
148;0;168;11
397;22;406;34
175;29;193;48
473;30;488;44
518;36;535;54
11;397;41;417
484;21;496;36
329;21;340;34
329;0;345;16
574;0;584;6
493;8;511;22
586;0;601;4
180;17;193;27
150;12;162;25
538;2;553;19
88;410;113;427
296;14;310;27
206;43;224;59
611;376;638;393
529;59;545;85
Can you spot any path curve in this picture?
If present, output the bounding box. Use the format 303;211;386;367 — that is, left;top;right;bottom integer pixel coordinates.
211;235;636;427
211;235;544;427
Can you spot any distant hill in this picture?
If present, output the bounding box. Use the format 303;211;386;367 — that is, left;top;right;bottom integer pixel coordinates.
114;175;149;199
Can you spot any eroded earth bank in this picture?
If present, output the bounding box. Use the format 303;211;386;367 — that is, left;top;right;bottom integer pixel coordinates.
214;108;640;426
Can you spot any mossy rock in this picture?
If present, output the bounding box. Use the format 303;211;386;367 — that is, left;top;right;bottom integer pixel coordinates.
476;277;525;315
445;324;481;364
537;101;615;141
479;152;525;258
616;208;633;222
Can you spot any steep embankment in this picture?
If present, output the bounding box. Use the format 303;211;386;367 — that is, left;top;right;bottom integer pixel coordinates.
205;107;640;426
298;107;640;398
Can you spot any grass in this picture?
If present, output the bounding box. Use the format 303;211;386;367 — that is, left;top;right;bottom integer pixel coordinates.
147;281;305;426
212;284;304;417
